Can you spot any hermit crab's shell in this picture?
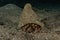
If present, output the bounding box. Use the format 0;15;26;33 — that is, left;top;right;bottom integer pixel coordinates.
18;3;44;27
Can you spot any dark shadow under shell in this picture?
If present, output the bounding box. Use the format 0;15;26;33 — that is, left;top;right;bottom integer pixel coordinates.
21;23;41;33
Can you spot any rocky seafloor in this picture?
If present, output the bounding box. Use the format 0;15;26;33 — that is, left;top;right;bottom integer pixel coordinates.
0;4;60;40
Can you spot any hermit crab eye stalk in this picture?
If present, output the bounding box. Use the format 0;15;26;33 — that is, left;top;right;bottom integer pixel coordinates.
21;23;41;33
